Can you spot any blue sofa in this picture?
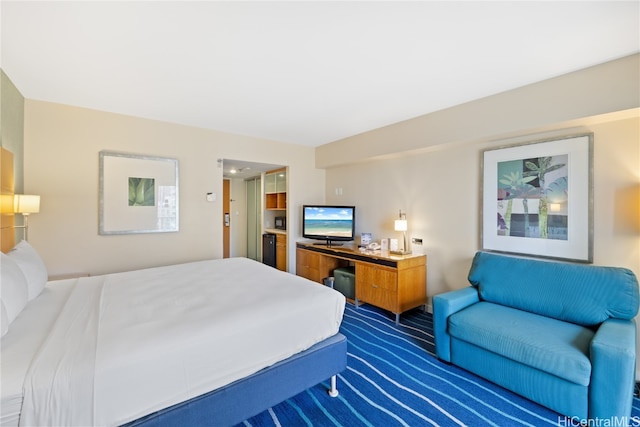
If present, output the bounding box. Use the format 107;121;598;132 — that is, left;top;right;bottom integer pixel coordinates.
433;251;639;421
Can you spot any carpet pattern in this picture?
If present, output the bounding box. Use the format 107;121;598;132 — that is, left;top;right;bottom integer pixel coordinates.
239;303;640;426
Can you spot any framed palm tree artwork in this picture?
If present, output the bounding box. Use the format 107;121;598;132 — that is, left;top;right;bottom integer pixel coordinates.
482;133;593;262
99;151;179;235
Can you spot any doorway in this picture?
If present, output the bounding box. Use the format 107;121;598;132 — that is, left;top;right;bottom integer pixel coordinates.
221;159;285;260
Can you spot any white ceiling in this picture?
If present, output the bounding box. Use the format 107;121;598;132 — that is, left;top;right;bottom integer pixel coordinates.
2;1;638;148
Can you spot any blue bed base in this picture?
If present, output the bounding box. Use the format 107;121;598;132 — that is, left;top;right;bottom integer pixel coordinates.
123;333;347;427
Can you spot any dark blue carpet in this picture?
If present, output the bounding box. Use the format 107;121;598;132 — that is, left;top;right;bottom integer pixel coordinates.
240;303;640;426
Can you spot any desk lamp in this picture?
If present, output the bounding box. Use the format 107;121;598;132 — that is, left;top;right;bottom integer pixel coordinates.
392;209;411;255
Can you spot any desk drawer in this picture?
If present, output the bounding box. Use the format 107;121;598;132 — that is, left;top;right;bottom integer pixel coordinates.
357;283;397;312
356;264;397;291
297;266;321;282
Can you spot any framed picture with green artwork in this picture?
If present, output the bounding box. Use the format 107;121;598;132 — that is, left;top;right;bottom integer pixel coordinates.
99;151;179;235
482;133;593;262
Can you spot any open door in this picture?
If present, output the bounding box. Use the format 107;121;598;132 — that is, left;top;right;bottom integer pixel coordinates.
223;178;230;258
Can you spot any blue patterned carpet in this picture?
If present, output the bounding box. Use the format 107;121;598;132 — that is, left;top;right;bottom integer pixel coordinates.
240;303;640;426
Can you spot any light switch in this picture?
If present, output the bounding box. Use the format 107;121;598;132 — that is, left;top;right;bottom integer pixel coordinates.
206;192;216;202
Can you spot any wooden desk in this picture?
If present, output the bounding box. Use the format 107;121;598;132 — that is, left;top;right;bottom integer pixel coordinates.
296;242;427;324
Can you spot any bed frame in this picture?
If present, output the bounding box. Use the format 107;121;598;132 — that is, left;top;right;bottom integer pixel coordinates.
124;333;347;426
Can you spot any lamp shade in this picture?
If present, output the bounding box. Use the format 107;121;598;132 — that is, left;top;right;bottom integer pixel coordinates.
14;195;40;214
394;219;407;232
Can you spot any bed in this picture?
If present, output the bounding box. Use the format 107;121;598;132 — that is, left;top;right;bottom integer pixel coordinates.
1;241;347;427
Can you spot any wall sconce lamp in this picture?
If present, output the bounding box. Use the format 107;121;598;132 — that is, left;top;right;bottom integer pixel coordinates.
13;194;40;241
392;209;411;255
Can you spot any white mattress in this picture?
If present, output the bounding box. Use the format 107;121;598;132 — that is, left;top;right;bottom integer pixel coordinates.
1;257;345;427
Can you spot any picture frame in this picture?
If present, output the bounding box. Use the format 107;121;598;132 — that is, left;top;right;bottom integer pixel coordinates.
99;151;179;235
481;133;593;262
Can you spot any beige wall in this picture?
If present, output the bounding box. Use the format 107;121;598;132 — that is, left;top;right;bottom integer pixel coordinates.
23;100;324;276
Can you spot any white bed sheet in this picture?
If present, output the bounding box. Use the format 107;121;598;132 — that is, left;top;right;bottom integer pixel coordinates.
7;257;345;427
1;278;76;427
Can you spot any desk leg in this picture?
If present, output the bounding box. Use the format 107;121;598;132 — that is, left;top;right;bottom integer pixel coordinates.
355;298;360;309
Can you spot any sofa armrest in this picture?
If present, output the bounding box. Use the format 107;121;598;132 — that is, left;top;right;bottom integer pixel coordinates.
589;318;636;419
432;287;479;362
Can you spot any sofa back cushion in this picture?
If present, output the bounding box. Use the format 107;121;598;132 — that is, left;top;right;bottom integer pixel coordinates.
467;251;639;326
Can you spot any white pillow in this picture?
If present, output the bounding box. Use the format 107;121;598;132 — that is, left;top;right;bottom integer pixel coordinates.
0;252;29;324
8;240;48;301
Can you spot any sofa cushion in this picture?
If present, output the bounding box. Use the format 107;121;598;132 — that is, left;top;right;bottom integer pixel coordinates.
448;302;594;386
467;251;639;326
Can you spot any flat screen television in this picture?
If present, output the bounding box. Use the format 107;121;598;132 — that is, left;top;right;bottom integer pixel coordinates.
302;205;356;246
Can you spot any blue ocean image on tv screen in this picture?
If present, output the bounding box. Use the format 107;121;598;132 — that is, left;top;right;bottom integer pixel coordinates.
304;207;353;237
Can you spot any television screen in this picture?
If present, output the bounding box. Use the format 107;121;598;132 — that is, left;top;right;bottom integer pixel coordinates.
303;205;355;243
